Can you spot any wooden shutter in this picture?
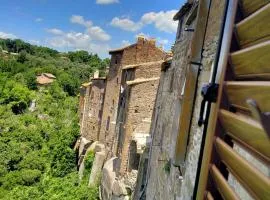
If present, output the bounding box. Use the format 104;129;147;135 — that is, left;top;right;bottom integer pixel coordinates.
174;0;211;167
196;0;270;199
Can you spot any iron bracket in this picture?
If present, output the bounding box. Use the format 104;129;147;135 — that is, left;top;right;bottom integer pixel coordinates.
198;83;219;126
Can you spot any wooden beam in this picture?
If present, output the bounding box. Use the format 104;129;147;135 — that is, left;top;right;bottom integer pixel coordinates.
236;3;270;47
174;64;199;166
225;81;270;112
215;138;270;199
231;41;270;79
126;77;159;86
241;0;270;17
219;109;270;162
210;165;240;200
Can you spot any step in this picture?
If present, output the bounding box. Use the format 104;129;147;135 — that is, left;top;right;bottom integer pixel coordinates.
236;3;270;48
219;109;270;162
225;81;270;112
241;0;270;17
230;41;270;79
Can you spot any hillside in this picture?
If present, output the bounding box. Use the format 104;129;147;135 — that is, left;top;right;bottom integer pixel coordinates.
0;38;108;199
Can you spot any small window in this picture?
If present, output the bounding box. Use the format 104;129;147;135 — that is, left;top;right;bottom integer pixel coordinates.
115;59;118;64
176;19;184;40
106;116;110;131
98;110;102;120
116;77;119;84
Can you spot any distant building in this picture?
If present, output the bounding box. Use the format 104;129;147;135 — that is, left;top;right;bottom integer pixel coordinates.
36;73;56;85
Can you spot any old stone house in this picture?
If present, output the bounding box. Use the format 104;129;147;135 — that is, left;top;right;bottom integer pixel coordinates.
141;0;270;200
77;0;270;199
99;37;169;199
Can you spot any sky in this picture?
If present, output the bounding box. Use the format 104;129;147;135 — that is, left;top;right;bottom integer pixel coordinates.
0;0;184;58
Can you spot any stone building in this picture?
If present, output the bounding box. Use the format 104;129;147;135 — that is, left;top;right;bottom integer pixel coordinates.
100;37;169;199
99;37;168;156
80;75;106;142
77;0;270;199
141;0;270;200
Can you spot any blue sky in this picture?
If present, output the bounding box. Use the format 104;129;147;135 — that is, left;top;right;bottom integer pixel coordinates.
0;0;184;58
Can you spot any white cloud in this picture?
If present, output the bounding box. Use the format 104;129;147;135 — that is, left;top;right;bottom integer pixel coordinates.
70;15;92;27
29;39;40;45
46;28;64;35
121;40;130;47
141;10;178;33
46;15;111;57
47;31;110;57
70;15;110;41
87;26;111;41
35;18;43;22
111;10;178;33
96;0;119;5
157;37;169;45
110;17;143;32
0;31;17;39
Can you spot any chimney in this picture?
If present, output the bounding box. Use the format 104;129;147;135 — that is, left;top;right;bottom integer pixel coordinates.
137;35;145;45
94;70;99;78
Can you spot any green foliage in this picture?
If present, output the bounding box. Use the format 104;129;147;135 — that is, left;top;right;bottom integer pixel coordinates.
163;160;171;174
0;38;103;199
85;151;95;171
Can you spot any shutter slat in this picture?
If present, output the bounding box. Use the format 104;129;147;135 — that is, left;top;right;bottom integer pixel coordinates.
241;0;270;16
219;109;270;162
206;192;214;200
231;41;270;79
225;81;270;112
210;165;240;200
236;4;270;47
215;138;270;199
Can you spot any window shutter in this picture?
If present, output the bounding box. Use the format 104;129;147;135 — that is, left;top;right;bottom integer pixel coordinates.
196;0;270;199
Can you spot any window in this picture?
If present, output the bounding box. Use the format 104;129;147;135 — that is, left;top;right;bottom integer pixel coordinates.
176;19;184;40
91;91;94;100
106;116;110;131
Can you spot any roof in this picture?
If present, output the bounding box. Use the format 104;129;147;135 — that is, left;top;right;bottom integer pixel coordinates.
82;82;92;87
43;73;56;79
173;2;193;21
122;60;164;70
109;44;136;54
126;77;160;86
91;77;106;81
36;75;54;85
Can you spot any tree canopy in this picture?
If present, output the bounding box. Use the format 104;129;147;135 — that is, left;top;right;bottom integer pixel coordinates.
0;38;106;199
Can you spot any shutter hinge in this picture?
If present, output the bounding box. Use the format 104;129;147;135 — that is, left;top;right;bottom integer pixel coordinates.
198;83;219;126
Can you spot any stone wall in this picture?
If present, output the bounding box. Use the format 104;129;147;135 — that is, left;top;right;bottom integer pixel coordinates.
80;79;106;142
144;0;226;199
100;37;168;200
99;52;123;153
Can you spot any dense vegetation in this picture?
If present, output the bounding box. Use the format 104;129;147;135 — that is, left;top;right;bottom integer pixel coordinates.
0;38;108;199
